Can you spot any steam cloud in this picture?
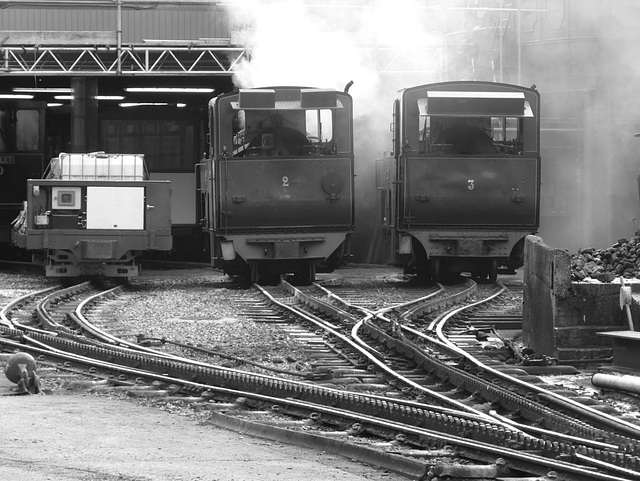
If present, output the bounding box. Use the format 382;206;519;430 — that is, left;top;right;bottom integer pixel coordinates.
225;1;442;116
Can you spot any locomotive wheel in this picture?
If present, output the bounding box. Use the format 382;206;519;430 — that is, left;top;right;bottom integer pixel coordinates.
471;271;487;281
308;262;316;283
301;262;316;285
249;263;259;285
293;262;316;285
488;259;498;282
430;259;441;282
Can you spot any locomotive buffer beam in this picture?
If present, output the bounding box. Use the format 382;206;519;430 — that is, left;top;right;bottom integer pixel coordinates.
246;236;326;259
427;232;510;258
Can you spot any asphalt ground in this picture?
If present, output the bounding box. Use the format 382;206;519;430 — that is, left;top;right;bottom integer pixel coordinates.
0;368;408;481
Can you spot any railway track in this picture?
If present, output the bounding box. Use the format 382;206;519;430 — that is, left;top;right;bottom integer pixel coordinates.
291;278;640;472
1;273;639;480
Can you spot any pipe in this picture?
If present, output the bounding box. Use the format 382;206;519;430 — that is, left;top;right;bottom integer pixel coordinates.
431;463;500;478
116;0;122;75
592;372;640;396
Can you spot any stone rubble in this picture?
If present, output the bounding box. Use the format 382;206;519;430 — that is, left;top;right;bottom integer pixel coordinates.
571;232;640;282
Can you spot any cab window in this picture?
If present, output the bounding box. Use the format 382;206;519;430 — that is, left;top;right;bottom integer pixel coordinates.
305;109;333;144
420;114;523;155
231;108;334;157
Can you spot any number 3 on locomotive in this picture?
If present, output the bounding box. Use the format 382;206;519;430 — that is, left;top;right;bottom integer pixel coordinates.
467;179;475;191
282;176;289;187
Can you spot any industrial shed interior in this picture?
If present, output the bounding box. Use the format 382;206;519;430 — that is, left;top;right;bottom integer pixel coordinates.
1;0;640;265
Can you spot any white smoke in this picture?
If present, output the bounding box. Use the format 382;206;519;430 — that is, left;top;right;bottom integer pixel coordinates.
224;0;443;120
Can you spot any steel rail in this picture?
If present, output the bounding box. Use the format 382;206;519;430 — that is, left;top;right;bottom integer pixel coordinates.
330;280;640;469
4;297;523;442
0;285;58;328
3;283;636;480
13;281;502;437
313;280;447;375
272;282;517;429
0;324;524;439
356;307;622;449
337;282;640;471
428;285;640;440
6;278;638;477
249;284;535;434
489;410;621;451
402;279;478;322
35;281;93;332
0;334;630;481
314;280;446;316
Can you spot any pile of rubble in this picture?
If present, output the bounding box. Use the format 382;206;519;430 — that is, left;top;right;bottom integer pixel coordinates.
571;233;640;282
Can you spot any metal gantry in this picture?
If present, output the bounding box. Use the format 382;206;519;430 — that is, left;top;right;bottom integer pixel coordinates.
1;45;247;76
1;43;448;77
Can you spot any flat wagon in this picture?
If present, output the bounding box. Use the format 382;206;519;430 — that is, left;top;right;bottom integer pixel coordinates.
12;152;172;277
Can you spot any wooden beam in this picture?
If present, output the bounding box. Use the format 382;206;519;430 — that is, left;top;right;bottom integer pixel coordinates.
0;31;117;46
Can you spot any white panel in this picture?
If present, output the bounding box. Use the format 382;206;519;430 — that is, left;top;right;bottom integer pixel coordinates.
86;186;145;230
149;172;194;224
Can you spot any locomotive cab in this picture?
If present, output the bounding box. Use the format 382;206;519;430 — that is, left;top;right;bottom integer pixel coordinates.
380;82;541;282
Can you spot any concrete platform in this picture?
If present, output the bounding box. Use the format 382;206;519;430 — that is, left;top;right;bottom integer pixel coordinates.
596;330;640;370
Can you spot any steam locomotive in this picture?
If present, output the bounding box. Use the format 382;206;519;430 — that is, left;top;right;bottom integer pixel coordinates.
377;81;541;281
200;86;355;284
